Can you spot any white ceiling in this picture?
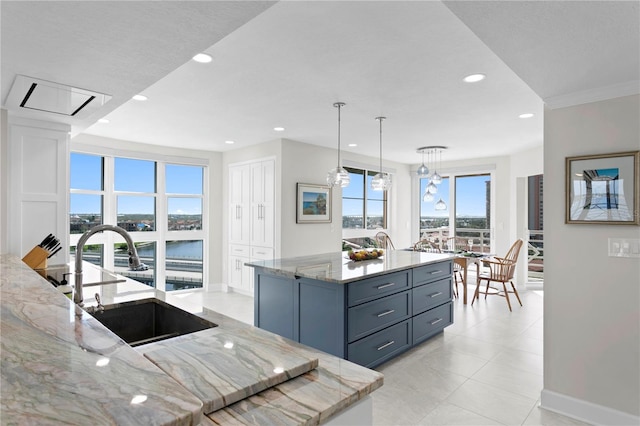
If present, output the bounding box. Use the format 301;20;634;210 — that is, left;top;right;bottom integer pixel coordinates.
2;1;638;164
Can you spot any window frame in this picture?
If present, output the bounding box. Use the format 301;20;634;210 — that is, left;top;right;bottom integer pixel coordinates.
342;166;389;233
417;168;495;252
69;147;209;292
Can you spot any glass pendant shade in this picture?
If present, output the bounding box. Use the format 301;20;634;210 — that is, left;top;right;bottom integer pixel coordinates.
371;172;392;191
435;198;447;210
427;180;438;194
422;189;434;202
416;162;429;177
416;150;429;177
327;166;350;187
431;171;442;185
327;102;349;188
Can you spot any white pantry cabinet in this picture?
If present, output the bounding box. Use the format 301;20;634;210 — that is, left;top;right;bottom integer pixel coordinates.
228;158;275;294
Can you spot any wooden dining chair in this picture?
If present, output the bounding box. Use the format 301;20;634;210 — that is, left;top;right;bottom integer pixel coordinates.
472;238;524;311
412;239;440;252
375;232;396;251
444;237;468;298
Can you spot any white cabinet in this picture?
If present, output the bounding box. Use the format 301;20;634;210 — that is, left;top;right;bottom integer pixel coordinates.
250;160;275;247
229;164;250;245
228;158;275;294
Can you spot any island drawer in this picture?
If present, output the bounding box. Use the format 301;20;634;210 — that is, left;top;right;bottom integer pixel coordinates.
412;277;452;315
347;291;411;342
347;271;410;307
413;261;452;286
348;320;412;368
412;302;453;345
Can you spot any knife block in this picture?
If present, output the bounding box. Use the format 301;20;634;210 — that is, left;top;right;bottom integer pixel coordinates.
22;246;49;270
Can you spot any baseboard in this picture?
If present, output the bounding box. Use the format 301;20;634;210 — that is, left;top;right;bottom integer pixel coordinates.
541;389;639;425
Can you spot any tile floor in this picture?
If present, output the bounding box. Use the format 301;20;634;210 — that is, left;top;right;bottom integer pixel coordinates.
186;284;590;426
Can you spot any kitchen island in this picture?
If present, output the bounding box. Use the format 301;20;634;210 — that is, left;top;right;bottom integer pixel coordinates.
0;255;382;425
249;250;455;368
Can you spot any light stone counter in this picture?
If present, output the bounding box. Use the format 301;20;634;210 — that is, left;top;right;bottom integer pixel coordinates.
246;250;454;283
0;255;383;425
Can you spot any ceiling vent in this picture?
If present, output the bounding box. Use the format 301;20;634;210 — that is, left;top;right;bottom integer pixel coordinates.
5;75;112;118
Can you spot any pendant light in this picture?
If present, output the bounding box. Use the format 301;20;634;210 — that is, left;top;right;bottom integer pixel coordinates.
416;148;429;177
431;148;443;185
422;187;434;202
371;116;392;191
327;102;350;187
435;197;447;211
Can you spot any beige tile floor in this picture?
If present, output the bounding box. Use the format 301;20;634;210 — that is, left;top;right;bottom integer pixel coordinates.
185;284;590;426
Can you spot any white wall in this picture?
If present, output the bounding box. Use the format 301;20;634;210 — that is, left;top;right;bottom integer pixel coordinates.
72;134;224;286
542;94;640;422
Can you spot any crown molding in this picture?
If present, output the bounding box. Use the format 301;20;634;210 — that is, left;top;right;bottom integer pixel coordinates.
544;80;640;110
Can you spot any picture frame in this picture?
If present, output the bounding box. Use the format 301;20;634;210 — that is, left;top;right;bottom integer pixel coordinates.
565;151;640;225
296;183;331;223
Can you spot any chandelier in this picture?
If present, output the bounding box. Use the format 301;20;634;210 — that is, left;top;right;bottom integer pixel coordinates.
417;146;447;210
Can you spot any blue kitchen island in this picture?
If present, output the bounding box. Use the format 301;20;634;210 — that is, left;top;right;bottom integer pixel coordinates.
249;250;455;368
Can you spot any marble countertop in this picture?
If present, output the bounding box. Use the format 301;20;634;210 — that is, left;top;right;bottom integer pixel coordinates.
0;255;383;425
246;250;454;283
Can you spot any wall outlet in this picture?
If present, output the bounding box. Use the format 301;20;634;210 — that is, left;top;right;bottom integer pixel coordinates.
608;238;640;258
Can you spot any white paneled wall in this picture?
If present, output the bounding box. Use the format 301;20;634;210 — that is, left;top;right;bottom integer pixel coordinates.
7;117;69;263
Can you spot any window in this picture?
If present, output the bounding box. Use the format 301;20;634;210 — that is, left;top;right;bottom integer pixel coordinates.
70;152;207;292
419;173;492;252
342;167;388;229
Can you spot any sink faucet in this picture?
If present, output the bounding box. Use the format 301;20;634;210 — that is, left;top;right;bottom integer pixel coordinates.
74;224;147;306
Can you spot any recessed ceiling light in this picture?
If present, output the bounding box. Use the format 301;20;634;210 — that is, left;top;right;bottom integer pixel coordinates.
273;127;285;132
225;140;235;145
97;118;109;124
463;74;486;83
348;143;357;147
132;94;147;101
192;53;212;63
519;113;534;119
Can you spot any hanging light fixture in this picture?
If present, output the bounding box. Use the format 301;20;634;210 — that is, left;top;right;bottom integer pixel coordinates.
371;116;392;191
416;148;429;177
431;147;444;184
435;197;447;211
327;102;350;187
422;187;434;202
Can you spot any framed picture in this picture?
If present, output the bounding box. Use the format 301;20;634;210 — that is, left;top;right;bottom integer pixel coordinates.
565;151;640;225
296;183;331;223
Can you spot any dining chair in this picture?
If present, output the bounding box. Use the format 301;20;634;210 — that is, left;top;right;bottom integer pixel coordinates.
375;231;396;251
472;238;524;311
444;237;468;297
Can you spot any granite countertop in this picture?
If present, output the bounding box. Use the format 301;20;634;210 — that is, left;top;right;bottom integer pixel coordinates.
0;255;383;425
246;250;454;283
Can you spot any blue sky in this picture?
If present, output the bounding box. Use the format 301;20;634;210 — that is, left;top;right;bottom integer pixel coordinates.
70;154;203;215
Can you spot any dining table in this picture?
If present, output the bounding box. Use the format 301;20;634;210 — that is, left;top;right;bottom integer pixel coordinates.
451;252;491;304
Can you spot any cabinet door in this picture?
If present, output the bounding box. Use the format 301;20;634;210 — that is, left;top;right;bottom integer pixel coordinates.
229;165;250;244
250;160;275;247
229;254;251;292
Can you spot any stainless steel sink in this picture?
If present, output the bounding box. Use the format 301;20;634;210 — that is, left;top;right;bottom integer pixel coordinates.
91;298;217;347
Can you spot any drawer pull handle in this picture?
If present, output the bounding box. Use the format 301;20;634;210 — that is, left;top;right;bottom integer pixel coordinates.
429;270;443;275
430;318;443;325
376;283;396;290
377;309;395;317
429;292;443;298
377;340;395;351
256;251;265;255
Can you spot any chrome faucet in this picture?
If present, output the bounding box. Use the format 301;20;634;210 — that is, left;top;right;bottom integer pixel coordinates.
74;224;147;306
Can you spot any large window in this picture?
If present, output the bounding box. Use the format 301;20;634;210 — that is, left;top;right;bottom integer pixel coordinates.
343;167;388;229
69;152;207;292
419;173;491;252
